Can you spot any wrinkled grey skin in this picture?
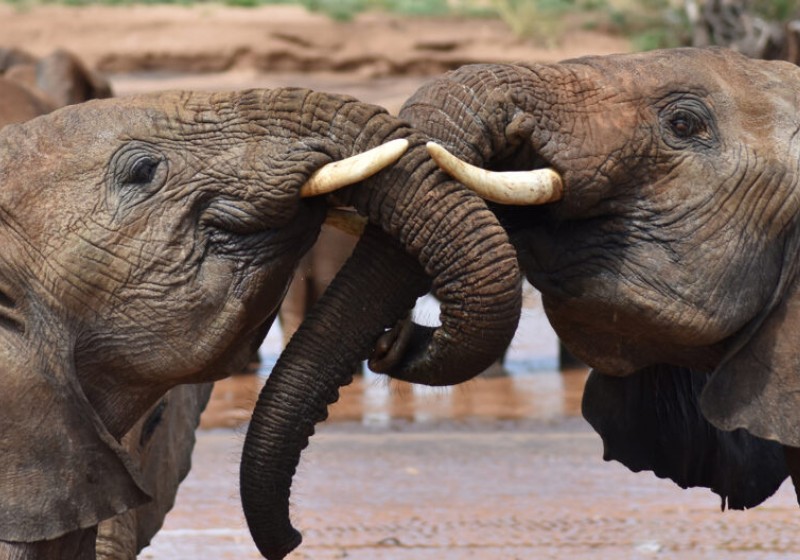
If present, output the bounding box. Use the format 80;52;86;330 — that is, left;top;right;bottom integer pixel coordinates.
0;48;211;558
0;87;520;559
401;47;800;508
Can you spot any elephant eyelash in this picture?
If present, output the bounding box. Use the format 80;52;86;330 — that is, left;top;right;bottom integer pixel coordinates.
669;110;705;138
124;155;162;186
107;143;171;215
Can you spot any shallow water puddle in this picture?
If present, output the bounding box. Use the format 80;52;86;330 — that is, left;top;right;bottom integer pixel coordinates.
199;367;589;430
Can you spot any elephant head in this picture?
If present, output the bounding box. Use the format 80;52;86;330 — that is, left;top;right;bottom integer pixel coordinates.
401;47;800;508
0;49;216;560
0;87;521;558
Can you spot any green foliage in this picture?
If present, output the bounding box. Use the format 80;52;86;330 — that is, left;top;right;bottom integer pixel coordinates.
491;0;605;43
300;0;363;20
488;0;694;50
381;0;451;17
299;0;487;21
614;1;691;51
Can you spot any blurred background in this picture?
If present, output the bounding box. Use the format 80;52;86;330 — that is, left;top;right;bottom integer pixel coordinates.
3;1;800;558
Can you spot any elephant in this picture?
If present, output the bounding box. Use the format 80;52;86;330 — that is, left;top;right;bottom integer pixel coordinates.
0;47;36;72
94;384;213;559
0;48;111;127
0;49;215;559
399;47;800;510
0;86;521;559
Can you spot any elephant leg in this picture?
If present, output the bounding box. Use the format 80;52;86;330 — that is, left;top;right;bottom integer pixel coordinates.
310;227;361;374
0;529;97;560
95;511;136;560
280;229;362;373
279;228;357;348
309;227;358;297
783;445;800;507
558;341;585;369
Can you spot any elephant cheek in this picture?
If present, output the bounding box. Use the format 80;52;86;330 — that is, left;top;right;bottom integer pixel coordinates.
541;295;651;376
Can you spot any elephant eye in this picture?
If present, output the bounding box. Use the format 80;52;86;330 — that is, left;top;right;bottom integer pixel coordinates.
659;99;717;149
125;155;162;185
669;110;703;138
108;144;169;211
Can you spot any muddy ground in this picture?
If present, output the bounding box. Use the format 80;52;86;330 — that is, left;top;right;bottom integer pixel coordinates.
147;371;800;560
1;5;798;559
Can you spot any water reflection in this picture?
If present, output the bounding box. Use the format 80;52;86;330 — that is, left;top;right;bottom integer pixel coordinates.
200;283;583;430
199;368;589;430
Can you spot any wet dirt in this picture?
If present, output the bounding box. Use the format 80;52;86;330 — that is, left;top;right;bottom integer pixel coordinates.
151;298;800;560
200;368;588;431
146;370;800;560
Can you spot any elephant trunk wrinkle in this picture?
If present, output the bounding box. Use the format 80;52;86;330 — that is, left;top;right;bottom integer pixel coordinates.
240;100;521;559
351;143;522;385
240;227;429;559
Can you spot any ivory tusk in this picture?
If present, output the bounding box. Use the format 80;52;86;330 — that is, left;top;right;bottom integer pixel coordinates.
324;208;367;237
300;138;410;198
426;142;563;205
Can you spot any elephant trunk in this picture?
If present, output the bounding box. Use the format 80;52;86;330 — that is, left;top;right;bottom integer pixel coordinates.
241;227;430;559
398;63;561;179
239;91;522;559
347;140;521;384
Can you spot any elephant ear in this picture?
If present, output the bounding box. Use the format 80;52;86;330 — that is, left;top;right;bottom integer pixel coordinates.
583;364;788;510
701;278;800;449
132;383;213;551
0;335;150;542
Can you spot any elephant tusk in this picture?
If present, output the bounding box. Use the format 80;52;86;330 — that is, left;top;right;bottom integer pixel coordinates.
300;138;410;198
324;208;367;237
426;142;563;205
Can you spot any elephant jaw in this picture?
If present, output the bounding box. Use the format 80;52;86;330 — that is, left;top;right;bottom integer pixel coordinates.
541;291;730;376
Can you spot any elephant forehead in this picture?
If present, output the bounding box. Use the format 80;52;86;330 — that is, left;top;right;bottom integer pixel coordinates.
0;92;217;220
0;119;106;244
564;49;787;100
560;48;800;148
